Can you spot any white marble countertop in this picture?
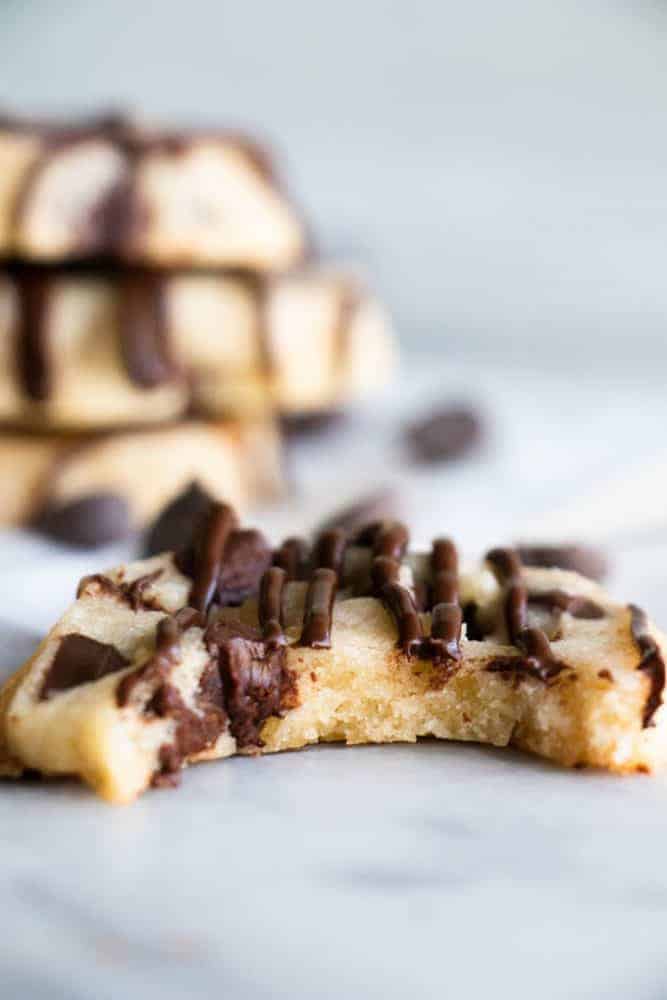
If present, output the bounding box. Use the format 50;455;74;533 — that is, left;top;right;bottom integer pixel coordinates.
1;357;666;1000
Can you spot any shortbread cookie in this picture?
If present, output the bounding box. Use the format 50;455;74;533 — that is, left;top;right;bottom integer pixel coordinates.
0;265;394;429
0;421;283;545
1;508;664;801
0;113;305;270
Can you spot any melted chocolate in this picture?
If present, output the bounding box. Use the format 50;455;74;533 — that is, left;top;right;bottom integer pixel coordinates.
300;568;337;648
259;567;287;648
629;605;666;728
77;569;164;612
369;521;410;561
41;634;128;699
117;272;177;388
205;619;296;747
116;612;192;707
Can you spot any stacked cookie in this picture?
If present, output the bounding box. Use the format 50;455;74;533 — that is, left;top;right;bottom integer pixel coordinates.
0;113;395;544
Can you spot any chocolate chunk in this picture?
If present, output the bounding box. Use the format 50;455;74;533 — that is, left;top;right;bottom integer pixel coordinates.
629;604;666;728
405;405;482;464
186;502;238;613
517;544;609;583
216;529;272;606
143;481;213;557
34;492;131;548
318;488;401;537
77;570;164;612
41;634;128;699
205;620;295;748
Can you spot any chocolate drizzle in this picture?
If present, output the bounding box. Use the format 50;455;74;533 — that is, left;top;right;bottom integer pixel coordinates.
15;270;51;401
41;634;128;699
259;566;287;648
629;605;666;728
485;547;562;682
185;502;238;612
528;590;605;621
117;272;177;388
313;528;347;578
372;554;424;656
300;568;337;649
428;538;462;666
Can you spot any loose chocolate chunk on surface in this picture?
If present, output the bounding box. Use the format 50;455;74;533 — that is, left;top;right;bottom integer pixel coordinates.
630;605;666;728
405;405;482;464
317;488;400;537
143;481;214;558
216;529;272;606
517;544;609;583
41;634;128;699
34;493;131;548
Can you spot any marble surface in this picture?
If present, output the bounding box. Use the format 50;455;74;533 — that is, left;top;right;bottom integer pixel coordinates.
1;358;666;1000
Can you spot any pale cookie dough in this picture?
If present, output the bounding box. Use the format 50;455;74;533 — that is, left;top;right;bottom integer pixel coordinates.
0;113;305;270
0;420;283;544
1;510;664;802
0;266;395;430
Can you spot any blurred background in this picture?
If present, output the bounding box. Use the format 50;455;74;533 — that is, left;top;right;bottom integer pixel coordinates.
3;0;667;363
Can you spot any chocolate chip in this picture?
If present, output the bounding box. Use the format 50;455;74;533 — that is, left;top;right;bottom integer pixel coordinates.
517;544;609;583
40;634;128;699
216;529;272;606
318;488;401;536
34;493;131;548
143;481;213;557
405;405;482;464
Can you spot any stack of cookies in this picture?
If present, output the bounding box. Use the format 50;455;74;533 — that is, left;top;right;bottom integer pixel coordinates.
0;113;395;545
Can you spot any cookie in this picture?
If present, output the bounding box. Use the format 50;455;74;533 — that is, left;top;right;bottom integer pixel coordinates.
0;265;395;430
0;113;305;270
1;510;664;801
0;420;283;545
